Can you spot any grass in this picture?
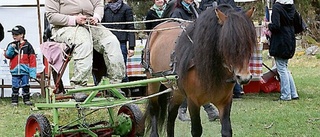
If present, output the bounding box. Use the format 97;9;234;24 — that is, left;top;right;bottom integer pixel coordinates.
0;51;320;137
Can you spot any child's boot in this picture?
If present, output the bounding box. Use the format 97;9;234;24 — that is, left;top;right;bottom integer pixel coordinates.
22;86;33;105
11;87;19;106
11;93;19;106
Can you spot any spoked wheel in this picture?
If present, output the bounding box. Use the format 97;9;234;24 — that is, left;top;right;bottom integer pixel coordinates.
25;113;52;137
118;104;145;137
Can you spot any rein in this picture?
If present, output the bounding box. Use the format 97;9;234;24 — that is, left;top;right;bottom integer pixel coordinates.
223;63;236;83
85;18;192;33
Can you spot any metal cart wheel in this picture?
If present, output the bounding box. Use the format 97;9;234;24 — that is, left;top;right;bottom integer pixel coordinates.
25;113;51;137
118;104;145;137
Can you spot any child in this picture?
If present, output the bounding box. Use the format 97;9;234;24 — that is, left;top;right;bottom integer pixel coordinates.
4;25;36;106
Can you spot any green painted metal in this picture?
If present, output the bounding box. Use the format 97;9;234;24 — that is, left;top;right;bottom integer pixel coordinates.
65;75;177;94
114;113;133;136
30;75;177;136
52;108;59;135
108;107;115;127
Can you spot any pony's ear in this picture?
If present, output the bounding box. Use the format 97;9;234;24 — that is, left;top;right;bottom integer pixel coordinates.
245;7;255;19
215;8;227;24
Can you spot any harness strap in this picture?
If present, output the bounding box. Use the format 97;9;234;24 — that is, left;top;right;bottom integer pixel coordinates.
142;21;193;77
142;43;177;77
151;70;176;77
141;31;152;73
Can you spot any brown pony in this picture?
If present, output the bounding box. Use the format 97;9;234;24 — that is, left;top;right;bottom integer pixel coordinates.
143;5;256;137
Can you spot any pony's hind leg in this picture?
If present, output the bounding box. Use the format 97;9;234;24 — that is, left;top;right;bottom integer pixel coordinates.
167;90;185;137
187;99;202;137
146;82;162;137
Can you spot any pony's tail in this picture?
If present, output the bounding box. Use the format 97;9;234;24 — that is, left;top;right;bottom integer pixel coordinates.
145;85;170;135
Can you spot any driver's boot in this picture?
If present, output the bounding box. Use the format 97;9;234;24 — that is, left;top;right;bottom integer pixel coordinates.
178;108;191;121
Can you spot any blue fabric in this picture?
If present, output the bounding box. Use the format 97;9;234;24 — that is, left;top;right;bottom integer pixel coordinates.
120;42;128;64
233;83;242;95
10;64;34;78
29;67;37;79
120;42;129;82
106;0;123;13
5;44;17;59
181;1;191;12
152;4;167;18
12;75;29;89
265;6;270;22
275;57;298;100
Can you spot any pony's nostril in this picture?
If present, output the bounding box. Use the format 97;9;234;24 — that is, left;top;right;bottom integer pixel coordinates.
236;75;252;84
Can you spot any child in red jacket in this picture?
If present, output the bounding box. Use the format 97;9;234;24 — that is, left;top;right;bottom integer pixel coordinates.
4;25;36;106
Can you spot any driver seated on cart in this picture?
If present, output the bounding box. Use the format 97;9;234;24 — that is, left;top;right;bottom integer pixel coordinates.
45;0;126;102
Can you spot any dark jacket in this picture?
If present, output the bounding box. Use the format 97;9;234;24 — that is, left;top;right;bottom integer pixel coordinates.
145;9;165;30
0;23;4;42
268;2;296;59
170;2;199;20
4;40;37;78
200;0;241;12
199;0;215;11
162;0;176;18
102;2;135;50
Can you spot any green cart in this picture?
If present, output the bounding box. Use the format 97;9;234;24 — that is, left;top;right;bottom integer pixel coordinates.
25;76;177;137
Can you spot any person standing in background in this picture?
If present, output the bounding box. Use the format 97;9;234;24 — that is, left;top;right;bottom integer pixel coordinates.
267;0;299;101
145;0;167;33
102;0;135;95
170;0;200;19
4;25;36;106
162;0;176;18
199;0;215;11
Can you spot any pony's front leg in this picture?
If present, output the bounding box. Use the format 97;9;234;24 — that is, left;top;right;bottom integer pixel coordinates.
188;100;202;137
218;100;233;137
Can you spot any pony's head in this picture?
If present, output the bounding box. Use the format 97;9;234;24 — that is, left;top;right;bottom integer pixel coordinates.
216;7;256;84
188;5;256;90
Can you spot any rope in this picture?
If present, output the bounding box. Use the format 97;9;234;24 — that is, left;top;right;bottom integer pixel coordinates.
99;18;192;25
83;18;193;33
84;24;182;33
88;88;173;109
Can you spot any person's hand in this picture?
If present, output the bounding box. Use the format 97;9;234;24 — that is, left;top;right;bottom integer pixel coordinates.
264;21;270;28
76;14;87;25
11;44;19;53
128;49;135;57
11;43;16;48
88;17;99;25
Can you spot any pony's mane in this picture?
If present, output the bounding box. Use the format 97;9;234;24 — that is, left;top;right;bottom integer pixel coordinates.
175;5;256;90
